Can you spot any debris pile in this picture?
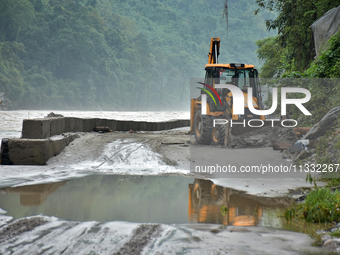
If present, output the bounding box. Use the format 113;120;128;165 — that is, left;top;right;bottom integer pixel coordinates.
229;126;297;148
45;112;64;118
282;106;340;165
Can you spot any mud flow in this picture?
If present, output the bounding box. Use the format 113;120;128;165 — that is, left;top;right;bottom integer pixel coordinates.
0;175;330;235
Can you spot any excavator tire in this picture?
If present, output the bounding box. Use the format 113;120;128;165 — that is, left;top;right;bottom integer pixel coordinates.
211;184;224;202
211;124;225;146
194;108;211;145
211;122;231;146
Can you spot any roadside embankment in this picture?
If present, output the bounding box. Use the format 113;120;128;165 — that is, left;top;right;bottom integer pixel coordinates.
1;117;190;165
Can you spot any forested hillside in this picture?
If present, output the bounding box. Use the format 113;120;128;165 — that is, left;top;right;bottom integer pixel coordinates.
0;0;275;110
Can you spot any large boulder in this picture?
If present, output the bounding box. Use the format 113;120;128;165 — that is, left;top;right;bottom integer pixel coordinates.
303;106;340;140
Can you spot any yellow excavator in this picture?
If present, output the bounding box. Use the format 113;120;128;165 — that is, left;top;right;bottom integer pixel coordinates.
190;37;265;146
188;179;263;226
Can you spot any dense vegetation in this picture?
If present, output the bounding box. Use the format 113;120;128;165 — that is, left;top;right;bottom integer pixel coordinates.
255;0;340;74
254;2;340;222
253;0;340;124
285;184;340;223
250;0;340;173
0;0;275;110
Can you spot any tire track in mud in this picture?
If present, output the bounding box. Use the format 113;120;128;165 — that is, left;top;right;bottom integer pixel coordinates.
93;138;162;171
0;217;48;243
0;217;324;255
114;224;161;255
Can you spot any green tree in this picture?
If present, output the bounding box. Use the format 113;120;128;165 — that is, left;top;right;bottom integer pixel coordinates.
0;0;36;42
0;42;25;105
256;36;284;78
254;0;340;73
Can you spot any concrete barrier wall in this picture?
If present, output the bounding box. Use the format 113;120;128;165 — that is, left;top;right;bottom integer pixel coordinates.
22;117;190;139
4;117;190;165
8;134;78;165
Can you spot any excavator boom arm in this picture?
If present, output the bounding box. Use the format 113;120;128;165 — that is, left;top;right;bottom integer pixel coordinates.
208;37;220;64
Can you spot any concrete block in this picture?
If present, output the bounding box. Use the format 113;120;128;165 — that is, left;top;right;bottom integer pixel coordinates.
122;121;130;131
106;119;117;131
65;117;83;132
8;139;50;165
145;122;152;131
8;134;78;165
116;120;130;131
51;139;65;155
21;117;190;137
155;122;164;131
174;119;190;129
128;121;140;131
163;121;173;130
139;121;148;131
94;118;107;127
92;119;116;131
22;119;51;139
150;122;160;131
82;118;96;132
115;120;122;131
49;117;65;136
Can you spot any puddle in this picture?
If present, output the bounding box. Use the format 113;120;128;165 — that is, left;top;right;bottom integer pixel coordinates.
0;175;332;235
0;175;193;224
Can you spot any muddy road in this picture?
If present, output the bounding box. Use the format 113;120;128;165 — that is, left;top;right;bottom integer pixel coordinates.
1;128;321;194
0;215;324;255
0;127;328;254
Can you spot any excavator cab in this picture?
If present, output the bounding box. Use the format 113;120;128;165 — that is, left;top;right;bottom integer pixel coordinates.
204;65;260;99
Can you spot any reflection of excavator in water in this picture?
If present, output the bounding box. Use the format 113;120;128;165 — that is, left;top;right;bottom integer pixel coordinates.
190;37;265;146
188;179;263;226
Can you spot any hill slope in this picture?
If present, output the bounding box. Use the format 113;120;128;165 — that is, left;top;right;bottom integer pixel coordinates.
0;0;275;110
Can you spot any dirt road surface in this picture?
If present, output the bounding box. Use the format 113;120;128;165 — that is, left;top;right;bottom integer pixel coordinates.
0;127;321;195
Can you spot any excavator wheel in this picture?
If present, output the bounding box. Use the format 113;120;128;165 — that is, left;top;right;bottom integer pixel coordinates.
211;122;231;146
211;184;224;202
194;108;212;145
211;124;225;146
